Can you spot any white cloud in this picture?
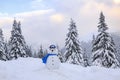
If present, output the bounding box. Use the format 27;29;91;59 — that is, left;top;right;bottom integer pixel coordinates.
15;9;54;18
113;0;120;4
30;0;47;9
0;13;9;16
50;14;65;23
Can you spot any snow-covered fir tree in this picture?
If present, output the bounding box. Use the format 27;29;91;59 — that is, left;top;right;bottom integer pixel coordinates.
4;40;9;60
56;45;64;63
81;41;92;66
0;29;8;61
64;19;83;65
92;35;95;44
8;19;28;59
38;45;44;58
44;49;48;56
26;45;33;57
111;33;120;64
83;48;89;67
92;12;119;68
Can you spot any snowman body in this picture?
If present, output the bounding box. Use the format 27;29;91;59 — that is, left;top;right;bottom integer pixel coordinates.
46;53;60;70
42;45;60;70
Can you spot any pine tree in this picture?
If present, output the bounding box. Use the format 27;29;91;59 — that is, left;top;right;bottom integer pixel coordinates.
83;48;89;67
0;29;8;61
56;45;64;63
26;45;33;57
38;45;44;58
44;49;48;56
92;12;119;68
111;33;120;64
92;35;95;44
4;40;9;60
33;51;37;58
8;19;28;59
65;19;83;65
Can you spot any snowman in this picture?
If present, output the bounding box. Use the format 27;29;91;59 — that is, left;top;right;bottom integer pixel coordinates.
42;45;60;70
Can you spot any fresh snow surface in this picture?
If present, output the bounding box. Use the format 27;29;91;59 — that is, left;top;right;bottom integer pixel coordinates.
0;58;120;80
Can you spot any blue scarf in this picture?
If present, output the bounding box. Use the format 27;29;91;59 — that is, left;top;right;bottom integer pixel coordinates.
42;53;57;64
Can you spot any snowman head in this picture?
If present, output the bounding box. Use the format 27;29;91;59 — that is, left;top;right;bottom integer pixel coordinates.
49;45;56;52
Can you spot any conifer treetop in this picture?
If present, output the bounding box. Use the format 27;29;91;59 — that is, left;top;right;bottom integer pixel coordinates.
98;12;108;32
69;19;77;30
13;19;17;27
18;21;22;34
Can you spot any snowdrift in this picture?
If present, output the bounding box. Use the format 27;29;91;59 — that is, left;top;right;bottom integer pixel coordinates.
0;58;119;80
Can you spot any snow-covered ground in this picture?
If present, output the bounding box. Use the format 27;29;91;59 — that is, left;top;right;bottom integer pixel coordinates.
0;58;120;80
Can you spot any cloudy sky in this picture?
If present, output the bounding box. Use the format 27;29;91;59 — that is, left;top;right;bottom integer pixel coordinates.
0;0;120;49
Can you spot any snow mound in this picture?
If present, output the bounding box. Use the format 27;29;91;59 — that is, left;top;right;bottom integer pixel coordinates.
0;58;120;80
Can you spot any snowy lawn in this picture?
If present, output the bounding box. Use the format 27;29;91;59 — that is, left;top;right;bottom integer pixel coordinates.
0;58;120;80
